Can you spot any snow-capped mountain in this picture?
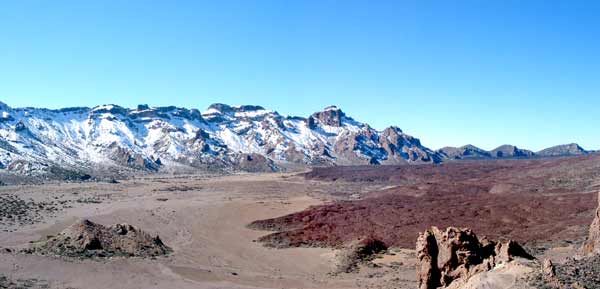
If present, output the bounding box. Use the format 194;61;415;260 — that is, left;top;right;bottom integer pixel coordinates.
0;102;441;177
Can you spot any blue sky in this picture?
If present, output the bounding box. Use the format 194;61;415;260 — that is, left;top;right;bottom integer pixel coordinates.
0;0;598;151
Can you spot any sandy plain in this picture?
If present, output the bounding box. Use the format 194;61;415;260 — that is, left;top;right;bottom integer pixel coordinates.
0;172;416;289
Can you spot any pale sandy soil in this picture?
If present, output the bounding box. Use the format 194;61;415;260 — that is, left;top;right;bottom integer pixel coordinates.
0;173;416;289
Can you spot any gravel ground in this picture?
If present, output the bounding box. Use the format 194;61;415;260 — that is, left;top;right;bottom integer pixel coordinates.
528;255;600;289
0;192;110;233
0;274;50;289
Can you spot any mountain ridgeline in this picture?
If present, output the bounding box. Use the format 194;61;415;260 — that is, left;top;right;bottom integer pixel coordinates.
438;143;592;160
0;101;593;179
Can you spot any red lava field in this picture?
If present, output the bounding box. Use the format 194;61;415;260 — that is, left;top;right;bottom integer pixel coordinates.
250;155;600;249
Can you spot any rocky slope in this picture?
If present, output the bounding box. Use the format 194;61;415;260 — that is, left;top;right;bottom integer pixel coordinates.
0;102;441;178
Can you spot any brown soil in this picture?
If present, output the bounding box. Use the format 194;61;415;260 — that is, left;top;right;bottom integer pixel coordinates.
251;155;600;249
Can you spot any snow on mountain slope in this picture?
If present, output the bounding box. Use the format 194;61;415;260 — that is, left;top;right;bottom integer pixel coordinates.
0;101;442;177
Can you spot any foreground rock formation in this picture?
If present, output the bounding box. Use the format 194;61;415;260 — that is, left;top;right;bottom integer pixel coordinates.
29;219;171;258
582;191;600;256
416;227;534;289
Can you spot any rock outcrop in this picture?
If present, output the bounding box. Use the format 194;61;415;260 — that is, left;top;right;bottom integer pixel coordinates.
31;219;171;258
416;227;533;289
542;259;561;288
582;192;600;256
309;105;344;127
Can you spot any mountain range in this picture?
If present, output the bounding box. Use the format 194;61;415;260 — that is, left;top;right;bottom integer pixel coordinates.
438;143;592;160
0;101;594;179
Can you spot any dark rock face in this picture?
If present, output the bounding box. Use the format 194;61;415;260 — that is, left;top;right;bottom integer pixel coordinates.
416;226;533;289
31;219;171;258
306;116;317;130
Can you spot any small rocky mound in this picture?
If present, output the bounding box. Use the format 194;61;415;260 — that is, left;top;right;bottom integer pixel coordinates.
334;237;388;273
416;226;534;289
30;219;171;258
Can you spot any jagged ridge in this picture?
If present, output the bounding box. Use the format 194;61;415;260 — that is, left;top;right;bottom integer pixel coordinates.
0;102;440;177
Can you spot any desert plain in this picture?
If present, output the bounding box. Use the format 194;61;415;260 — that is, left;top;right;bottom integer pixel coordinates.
2;155;600;289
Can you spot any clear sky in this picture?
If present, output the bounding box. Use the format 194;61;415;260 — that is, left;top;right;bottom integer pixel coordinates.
0;0;598;151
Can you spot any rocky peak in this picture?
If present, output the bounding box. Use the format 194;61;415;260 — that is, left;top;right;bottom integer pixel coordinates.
207;103;234;113
0;102;13;122
0;101;12;113
207;103;265;114
309;106;346;127
134;105;202;121
90;104;128;116
204;103;271;122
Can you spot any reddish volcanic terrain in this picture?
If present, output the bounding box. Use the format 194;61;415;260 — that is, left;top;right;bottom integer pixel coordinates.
250;155;600;248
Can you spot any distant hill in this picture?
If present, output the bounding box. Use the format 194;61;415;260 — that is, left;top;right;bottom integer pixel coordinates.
537;143;590;157
490;145;535;158
437;145;492;160
438;143;592;160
